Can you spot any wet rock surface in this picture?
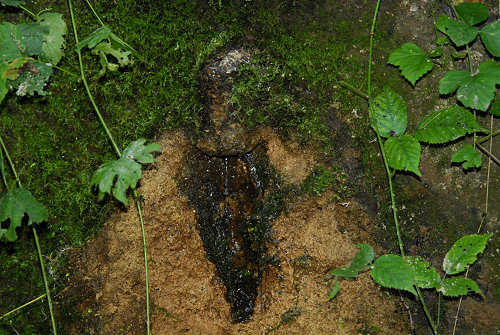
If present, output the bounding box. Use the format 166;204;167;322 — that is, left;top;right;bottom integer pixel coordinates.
195;47;260;156
182;47;283;322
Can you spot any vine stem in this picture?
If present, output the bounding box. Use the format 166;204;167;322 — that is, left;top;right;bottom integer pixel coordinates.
368;1;437;333
67;2;151;333
0;294;46;320
135;190;151;335
367;0;405;257
0;134;57;335
67;0;121;158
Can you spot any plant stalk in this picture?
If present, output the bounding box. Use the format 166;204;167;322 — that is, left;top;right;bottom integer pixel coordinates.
135;191;151;335
0;294;46;320
0;135;57;334
67;0;122;158
367;0;405;257
33;227;58;335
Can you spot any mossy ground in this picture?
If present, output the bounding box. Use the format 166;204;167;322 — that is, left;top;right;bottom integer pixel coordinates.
0;0;498;334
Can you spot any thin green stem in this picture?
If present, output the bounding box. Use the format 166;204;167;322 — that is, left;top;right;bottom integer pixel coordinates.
84;0;106;27
33;227;57;335
51;65;79;78
367;0;405;257
416;286;438;334
0;294;46;320
135;191;151;335
67;0;121;158
1;104;57;335
0;134;21;188
478;129;499;144
18;5;36;18
338;80;369;100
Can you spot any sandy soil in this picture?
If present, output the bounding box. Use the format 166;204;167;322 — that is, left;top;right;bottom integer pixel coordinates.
64;129;410;334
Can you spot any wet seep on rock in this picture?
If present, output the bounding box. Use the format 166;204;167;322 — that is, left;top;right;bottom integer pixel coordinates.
180;47;283;322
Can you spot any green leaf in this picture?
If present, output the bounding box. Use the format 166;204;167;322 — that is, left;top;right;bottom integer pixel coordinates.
388;43;433;85
406;256;440;289
76;26;112;51
370;88;407;138
93;41;131;70
328;280;340;300
38;12;67;65
489;100;500;116
439;70;470;95
18;23;48;57
437;277;483;297
455;2;488;26
451;144;481;169
428;47;443;58
0;0;23;6
371;254;416;296
0;188;48;241
480;20;500;57
414;106;483;144
0;62;9;103
450;61;500;111
451;51;466;59
436;14;478;46
329;267;359;278
349;243;374;272
443;234;492;275
436;36;449;46
0;23;23;63
122;138;161;164
384;135;421;177
9;61;53;96
91;158;142;206
328;243;374;279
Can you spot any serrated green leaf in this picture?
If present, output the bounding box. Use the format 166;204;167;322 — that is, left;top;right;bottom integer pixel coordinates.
371;254;416;296
384;135;421;177
480;20;500;57
489;101;500;116
0;0;23;6
451;144;481;169
370;88;407;138
38;12;67;65
18;23;48;57
122;138;161;164
0;188;48;241
349;243;374;272
406;256;440;289
388;43;432;86
0;23;23;63
76;26;112;51
455;2;488;26
458;61;500;111
93;41;131;67
436;14;478;46
414;106;483;144
439;70;470;94
437;277;483;297
328;280;340;300
91;158;142;206
10;61;53;96
443;234;491;275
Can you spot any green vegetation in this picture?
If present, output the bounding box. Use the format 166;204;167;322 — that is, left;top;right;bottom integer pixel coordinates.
328;2;498;335
0;0;497;333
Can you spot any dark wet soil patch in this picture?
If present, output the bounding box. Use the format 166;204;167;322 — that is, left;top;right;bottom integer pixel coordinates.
178;145;283;322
